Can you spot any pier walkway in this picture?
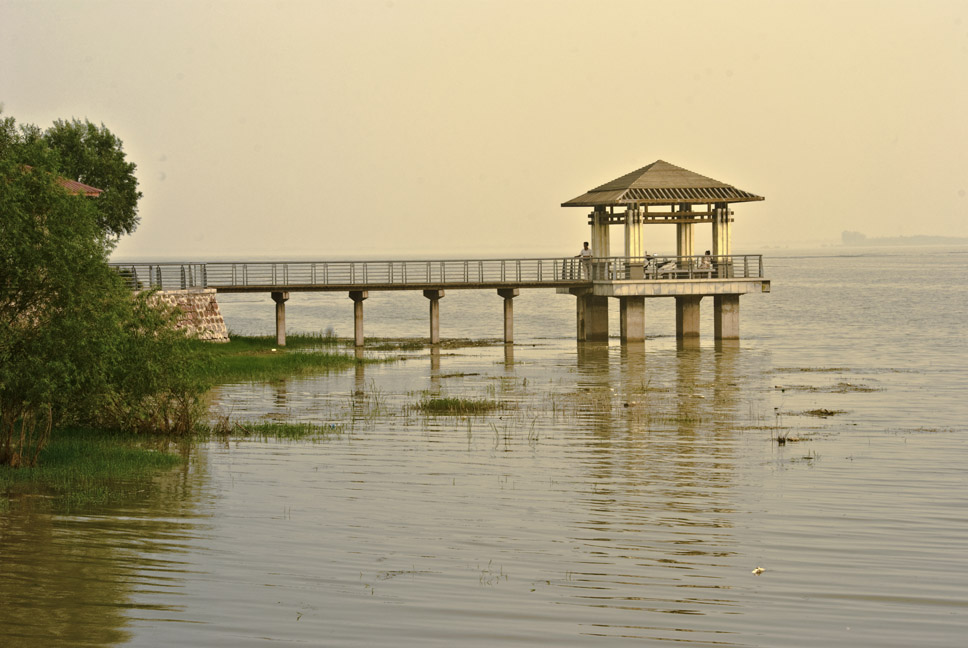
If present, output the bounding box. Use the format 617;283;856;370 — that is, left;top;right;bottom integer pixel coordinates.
111;254;769;346
112;255;764;293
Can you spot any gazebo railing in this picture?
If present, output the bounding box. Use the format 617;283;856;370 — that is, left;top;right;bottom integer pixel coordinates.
110;255;765;291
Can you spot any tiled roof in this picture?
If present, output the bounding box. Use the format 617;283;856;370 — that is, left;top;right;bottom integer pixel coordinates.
21;165;103;196
563;160;763;206
56;176;102;197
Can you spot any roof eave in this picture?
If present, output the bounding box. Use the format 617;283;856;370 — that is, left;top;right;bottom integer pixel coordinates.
562;193;765;207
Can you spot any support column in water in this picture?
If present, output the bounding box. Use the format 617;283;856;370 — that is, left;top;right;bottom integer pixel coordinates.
675;295;702;340
497;288;519;344
714;294;740;340
349;290;368;347
423;289;445;344
573;290;608;342
271;291;289;347
620;297;645;343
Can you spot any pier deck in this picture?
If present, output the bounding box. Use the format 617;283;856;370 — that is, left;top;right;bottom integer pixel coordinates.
110;255;769;346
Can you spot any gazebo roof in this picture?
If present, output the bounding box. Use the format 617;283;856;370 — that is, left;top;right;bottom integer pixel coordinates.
562;160;763;207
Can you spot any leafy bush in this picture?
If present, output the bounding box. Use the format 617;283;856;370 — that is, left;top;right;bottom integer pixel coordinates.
1;111;207;467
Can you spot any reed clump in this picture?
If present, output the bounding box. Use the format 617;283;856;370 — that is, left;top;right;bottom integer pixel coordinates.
219;420;345;441
413;397;503;416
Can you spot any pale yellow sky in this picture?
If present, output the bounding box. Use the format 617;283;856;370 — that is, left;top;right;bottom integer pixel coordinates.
2;0;966;259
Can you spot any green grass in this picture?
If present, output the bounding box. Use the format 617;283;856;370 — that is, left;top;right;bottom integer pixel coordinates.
0;426;184;511
192;334;371;383
413;397;503;415
199;420;345;441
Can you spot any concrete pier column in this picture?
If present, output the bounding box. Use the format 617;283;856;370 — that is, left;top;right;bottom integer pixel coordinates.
349;290;368;347
271;291;289;347
497;288;519;343
423;289;445;344
619;297;645;343
575;291;608;342
675;295;702;339
714;294;740;340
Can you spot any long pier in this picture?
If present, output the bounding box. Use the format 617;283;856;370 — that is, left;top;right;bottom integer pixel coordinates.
112;254;769;346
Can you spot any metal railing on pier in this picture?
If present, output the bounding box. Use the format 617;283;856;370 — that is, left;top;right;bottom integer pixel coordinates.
110;255;764;292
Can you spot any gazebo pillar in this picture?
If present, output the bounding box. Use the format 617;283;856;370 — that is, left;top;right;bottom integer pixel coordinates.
590;206;610;277
676;204;695;269
712;202;732;277
624;205;644;274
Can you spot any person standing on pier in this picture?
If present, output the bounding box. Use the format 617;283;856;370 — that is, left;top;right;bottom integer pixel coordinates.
577;241;592;278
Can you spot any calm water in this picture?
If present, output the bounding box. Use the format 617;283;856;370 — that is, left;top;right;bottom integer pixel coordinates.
2;248;967;646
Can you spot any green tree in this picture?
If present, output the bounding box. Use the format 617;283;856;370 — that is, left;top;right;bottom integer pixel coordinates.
1;113;204;467
42;118;142;238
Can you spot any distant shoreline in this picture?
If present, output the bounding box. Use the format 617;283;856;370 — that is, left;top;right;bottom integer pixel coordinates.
841;231;968;247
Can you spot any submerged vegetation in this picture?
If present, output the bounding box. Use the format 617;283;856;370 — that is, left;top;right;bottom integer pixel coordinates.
0;427;183;511
411;396;504;416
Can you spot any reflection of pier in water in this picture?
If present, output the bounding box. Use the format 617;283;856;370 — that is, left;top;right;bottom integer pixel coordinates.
563;341;752;619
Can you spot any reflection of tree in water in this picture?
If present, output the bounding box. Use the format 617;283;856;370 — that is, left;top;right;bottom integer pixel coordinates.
0;445;208;647
564;342;753;621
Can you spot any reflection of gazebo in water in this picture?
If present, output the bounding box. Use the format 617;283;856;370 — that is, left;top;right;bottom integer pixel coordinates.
560;160;768;343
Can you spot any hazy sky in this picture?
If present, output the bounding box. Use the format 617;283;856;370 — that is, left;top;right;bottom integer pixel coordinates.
3;0;966;259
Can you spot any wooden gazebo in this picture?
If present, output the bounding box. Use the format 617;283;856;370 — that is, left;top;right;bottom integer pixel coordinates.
562;159;763;266
560;160;767;343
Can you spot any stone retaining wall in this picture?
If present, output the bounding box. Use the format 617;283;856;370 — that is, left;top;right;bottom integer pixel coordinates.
147;288;229;342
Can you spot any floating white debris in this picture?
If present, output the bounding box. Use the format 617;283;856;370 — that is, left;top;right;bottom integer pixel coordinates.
752;567;765;575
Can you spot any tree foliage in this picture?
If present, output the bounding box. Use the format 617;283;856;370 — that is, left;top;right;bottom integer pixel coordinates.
1;112;204;467
42;118;143;238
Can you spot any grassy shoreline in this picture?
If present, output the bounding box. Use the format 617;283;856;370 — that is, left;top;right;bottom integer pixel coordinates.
1;334;504;510
0;333;365;510
195;333;368;383
0;426;185;511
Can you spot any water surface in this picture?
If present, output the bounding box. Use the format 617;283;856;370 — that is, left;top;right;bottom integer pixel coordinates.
2;248;966;646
